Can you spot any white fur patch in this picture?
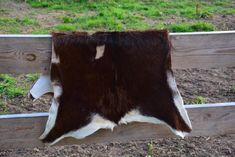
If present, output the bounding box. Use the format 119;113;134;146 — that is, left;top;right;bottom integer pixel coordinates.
29;74;53;100
39;98;59;139
52;56;60;64
167;71;192;130
39;83;62;140
53;85;62;99
171;129;188;138
50;114;117;145
119;109;162;125
51;43;60;64
119;109;189;138
95;45;105;59
88;31;95;36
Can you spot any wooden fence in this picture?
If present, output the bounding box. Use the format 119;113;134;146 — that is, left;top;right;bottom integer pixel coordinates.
0;31;235;149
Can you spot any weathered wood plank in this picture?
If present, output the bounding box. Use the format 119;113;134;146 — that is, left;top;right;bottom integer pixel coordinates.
0;31;235;73
170;31;235;69
0;35;51;73
0;102;234;149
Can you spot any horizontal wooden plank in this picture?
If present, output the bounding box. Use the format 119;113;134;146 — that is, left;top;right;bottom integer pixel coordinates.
0;31;235;73
0;35;52;73
0;102;234;149
170;31;235;69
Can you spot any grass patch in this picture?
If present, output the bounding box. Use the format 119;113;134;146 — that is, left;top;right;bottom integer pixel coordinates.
146;141;154;157
26;74;39;82
229;85;235;93
56;13;147;31
224;8;235;14
0;74;37;114
32;28;50;34
26;0;234;19
61;16;77;23
0;17;21;33
23;0;233;32
191;96;208;104
167;22;215;32
20;17;39;26
154;22;215;32
0;17;40;33
0;0;232;33
54;24;78;31
0;74;27;98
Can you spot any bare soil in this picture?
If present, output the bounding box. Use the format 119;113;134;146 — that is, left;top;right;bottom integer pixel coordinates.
175;68;235;104
0;135;234;157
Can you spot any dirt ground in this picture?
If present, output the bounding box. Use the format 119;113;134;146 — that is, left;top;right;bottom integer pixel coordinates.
0;1;235;157
0;135;234;157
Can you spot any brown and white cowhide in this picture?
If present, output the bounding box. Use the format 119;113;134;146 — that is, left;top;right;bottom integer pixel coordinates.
30;30;192;145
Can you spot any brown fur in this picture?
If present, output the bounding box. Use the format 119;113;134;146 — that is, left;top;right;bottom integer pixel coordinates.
43;30;191;142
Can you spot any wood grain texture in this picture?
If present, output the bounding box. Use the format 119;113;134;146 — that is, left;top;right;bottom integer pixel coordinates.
0;36;51;73
0;103;234;149
170;32;235;69
0;31;235;73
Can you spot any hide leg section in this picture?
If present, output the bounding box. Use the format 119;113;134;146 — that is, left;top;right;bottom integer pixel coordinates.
50;114;117;145
39;98;59;140
166;70;192;131
41;102;91;144
138;72;192;138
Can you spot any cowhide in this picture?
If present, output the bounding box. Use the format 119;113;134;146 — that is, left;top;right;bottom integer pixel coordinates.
30;30;192;145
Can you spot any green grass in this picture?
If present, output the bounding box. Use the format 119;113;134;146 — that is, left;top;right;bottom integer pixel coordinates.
146;141;154;157
26;74;39;82
224;8;235;14
154;21;215;32
0;73;38;114
0;74;27;98
0;17;39;33
191;96;208;104
0;17;21;33
26;0;234;19
1;0;233;33
167;22;215;32
32;28;50;34
0;74;29;114
229;85;235;93
22;0;234;32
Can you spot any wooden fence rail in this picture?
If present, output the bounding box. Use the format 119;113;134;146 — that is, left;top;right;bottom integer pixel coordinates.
0;103;235;149
0;31;235;149
0;31;235;73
